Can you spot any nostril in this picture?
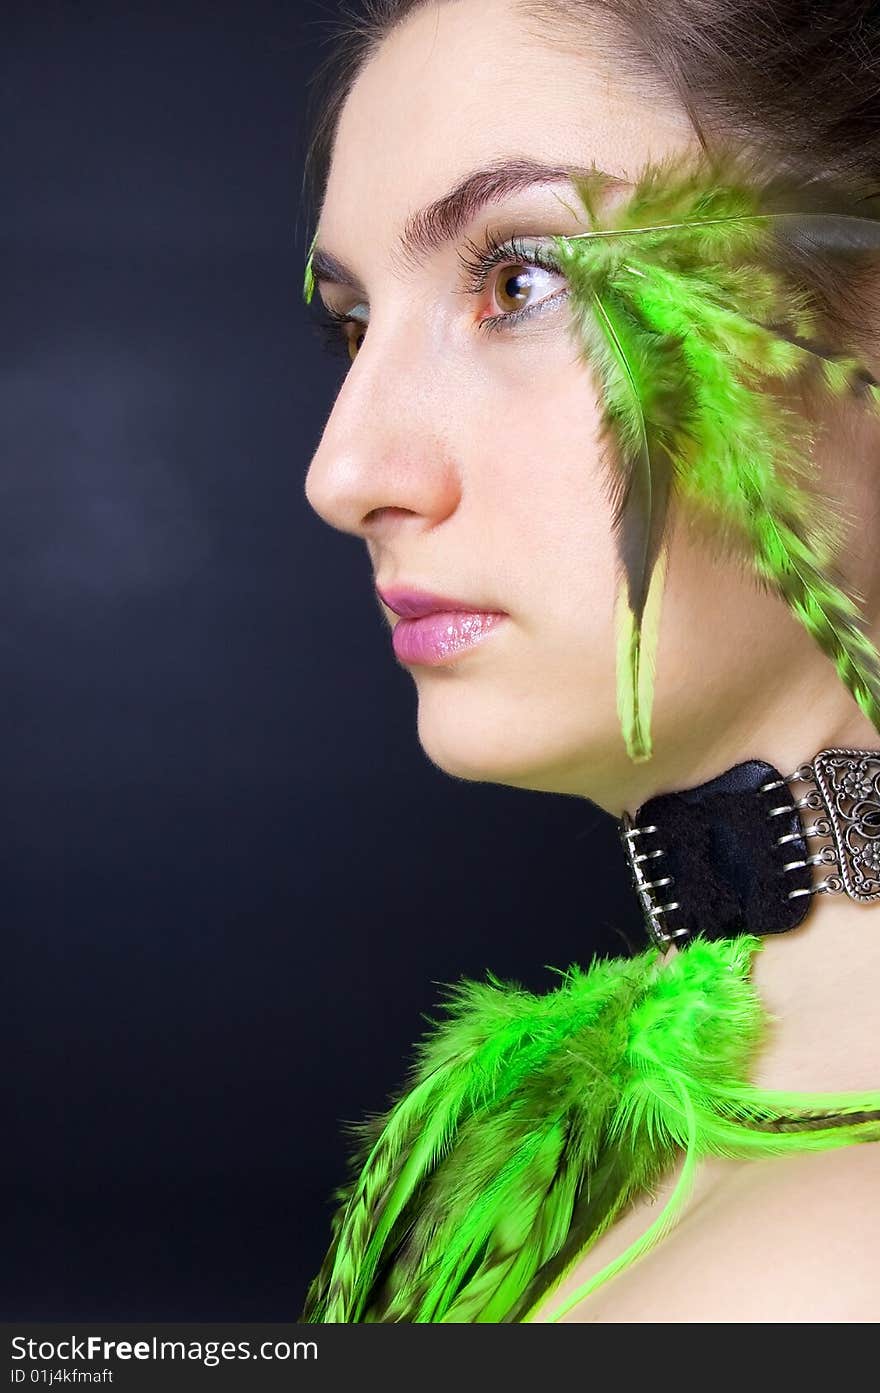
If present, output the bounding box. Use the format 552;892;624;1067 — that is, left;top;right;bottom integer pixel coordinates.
364;506;415;524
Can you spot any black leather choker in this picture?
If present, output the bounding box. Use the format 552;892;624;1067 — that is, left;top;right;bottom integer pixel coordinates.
619;746;880;951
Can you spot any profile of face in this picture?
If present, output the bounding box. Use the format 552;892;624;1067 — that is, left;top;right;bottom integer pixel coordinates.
305;0;880;818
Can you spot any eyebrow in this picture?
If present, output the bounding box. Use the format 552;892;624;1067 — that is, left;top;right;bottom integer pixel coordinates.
309;156;623;294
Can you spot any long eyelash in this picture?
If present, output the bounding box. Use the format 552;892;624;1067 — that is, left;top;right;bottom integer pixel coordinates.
310;230;568;359
456;229;563;293
457;229;569;336
310;304;361;360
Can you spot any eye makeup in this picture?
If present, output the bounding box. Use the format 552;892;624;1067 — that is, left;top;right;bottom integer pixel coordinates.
310;225;569;362
455;227;564;293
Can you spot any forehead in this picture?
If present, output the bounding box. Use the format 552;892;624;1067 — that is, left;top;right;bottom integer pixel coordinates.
318;0;697;256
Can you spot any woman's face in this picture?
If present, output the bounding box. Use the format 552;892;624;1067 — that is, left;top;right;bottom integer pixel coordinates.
304;0;880;817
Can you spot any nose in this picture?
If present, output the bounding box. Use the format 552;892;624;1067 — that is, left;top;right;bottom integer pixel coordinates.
304;334;461;543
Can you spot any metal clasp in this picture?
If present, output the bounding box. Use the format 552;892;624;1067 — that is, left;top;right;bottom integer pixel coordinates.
620;812;688;948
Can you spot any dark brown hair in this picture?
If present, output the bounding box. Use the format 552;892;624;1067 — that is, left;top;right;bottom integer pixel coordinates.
300;0;880;234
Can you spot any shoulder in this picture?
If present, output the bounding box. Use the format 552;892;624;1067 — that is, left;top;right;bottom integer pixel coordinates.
559;1143;880;1323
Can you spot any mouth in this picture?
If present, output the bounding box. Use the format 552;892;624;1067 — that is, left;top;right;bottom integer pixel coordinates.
375;585;505;619
375;585;509;667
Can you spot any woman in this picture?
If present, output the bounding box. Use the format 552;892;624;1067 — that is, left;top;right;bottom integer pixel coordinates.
298;0;880;1321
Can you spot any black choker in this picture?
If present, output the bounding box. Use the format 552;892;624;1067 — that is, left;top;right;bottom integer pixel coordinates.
619;746;880;951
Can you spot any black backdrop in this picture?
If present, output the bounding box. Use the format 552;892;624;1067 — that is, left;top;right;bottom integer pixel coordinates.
3;0;642;1319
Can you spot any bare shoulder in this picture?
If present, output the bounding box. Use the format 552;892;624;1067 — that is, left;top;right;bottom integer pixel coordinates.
554;1143;880;1323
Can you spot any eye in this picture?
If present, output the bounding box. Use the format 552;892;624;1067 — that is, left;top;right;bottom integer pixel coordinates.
311;305;368;365
456;231;569;336
485;259;567;324
310;231;569;366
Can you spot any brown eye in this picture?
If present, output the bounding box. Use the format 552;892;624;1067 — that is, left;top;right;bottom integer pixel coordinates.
313;306;369;366
494;264;538;315
458;234;568;334
344;322;366;363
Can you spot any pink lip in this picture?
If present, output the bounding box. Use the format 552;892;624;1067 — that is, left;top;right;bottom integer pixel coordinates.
375;587;508;666
376;586;502;619
390;610;507;666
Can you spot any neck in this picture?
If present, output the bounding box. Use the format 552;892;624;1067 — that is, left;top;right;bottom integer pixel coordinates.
664;700;880;1096
733;890;880;1093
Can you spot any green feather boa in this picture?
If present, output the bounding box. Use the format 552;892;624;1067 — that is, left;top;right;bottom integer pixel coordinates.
300;934;880;1323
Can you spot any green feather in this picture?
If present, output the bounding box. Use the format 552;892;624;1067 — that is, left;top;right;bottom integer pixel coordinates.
303;228;317;305
300;934;880;1323
549;148;880;763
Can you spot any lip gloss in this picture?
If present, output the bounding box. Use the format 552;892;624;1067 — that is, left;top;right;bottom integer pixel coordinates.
391;610;507;666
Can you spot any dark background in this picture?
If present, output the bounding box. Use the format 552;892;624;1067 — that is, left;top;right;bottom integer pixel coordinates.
3;0;641;1319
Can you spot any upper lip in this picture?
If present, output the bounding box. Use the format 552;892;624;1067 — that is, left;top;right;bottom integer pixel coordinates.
376;585;505;619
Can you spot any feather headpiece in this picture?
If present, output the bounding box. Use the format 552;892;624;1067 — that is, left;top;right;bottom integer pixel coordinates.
303;146;880;762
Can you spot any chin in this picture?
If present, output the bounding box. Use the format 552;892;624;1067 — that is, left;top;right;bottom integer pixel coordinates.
415;709;530;787
413;689;619;799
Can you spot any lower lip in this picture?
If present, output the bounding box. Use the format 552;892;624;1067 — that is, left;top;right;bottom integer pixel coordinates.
391;611;507;666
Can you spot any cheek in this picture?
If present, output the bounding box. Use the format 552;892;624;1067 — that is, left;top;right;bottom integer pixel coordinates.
482;355;807;733
492;356;621;635
452;338;815;761
454;365;624;748
654;508;815;722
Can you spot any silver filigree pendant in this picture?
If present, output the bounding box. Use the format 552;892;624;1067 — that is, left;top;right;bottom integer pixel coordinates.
811;747;880;902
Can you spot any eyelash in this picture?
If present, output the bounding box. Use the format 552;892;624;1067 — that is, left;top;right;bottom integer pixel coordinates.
311;230;568;361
